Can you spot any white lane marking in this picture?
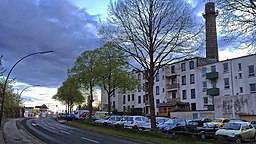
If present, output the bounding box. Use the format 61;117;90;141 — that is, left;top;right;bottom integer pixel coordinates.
60;130;71;135
81;137;100;143
32;123;37;126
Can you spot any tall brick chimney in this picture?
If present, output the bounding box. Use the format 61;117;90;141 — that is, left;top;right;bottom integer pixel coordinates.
203;2;219;61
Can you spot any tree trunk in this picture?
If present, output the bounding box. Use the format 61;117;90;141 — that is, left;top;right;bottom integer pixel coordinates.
107;92;111;116
148;69;156;131
89;83;93;122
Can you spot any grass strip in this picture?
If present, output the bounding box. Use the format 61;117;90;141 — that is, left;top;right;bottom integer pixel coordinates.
64;120;210;144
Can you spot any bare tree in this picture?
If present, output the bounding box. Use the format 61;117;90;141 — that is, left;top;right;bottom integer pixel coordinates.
100;0;203;131
216;0;256;51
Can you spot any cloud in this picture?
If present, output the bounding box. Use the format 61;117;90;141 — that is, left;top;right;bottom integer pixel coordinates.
0;0;100;88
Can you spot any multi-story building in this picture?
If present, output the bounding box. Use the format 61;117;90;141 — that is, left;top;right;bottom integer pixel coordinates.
100;2;256;118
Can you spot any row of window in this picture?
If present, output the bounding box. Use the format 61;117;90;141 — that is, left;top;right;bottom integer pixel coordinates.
202;63;255;77
171;61;195;73
182;89;196;100
181;74;195;85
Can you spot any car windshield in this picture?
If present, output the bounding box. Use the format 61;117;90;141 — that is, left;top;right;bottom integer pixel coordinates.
116;117;122;121
212;119;222;122
251;121;256;124
204;122;216;128
103;116;110;120
164;119;182;124
221;123;241;130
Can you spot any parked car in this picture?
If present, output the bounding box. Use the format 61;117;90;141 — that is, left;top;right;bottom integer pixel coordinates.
161;119;187;134
107;115;123;126
215;122;256;143
211;118;230;127
228;119;247;123
251;120;256;128
138;117;170;131
65;113;76;121
110;116;128;127
196;122;219;139
123;116;149;129
80;114;100;121
193;118;212;122
94;116;111;125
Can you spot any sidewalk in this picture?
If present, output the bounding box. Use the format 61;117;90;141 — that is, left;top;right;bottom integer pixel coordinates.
1;118;44;144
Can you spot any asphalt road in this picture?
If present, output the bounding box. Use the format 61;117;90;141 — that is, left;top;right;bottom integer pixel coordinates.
21;117;141;144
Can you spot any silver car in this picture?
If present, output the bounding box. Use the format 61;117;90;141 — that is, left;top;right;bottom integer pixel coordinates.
123;116;149;129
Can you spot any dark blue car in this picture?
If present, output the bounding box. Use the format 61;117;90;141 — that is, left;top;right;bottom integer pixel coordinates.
65;114;76;121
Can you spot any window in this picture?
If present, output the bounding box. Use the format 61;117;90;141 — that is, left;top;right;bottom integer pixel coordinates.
171;65;175;73
132;105;134;108
156;99;160;104
181;63;186;71
202;67;207;77
189;61;194;70
113;101;116;109
182;76;186;85
162;76;164;80
123;95;126;104
128;95;130;101
172;91;177;99
123;106;126;112
132;94;134;101
138;96;141;104
223;63;229;73
212;82;217;88
191;89;196;99
190;74;195;84
138;73;141;80
238;73;242;79
156;73;159;82
238;63;242;71
182;90;187;100
191;103;196;111
203;97;208;104
162;67;165;72
156;86;160;95
224;78;230;89
250;84;256;93
203;81;207;92
248;65;255;77
211;65;216;72
162;88;165;93
143;95;145;103
240;87;243;93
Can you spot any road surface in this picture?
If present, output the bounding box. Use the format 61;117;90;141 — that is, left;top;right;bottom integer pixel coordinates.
21;117;141;144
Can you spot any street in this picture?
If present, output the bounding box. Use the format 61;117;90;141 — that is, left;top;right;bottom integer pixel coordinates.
21;117;141;144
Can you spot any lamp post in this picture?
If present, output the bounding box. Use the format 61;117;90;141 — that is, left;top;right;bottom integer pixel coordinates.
18;84;40;104
0;50;53;127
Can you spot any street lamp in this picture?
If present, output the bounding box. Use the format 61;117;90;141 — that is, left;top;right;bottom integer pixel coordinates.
18;84;40;104
0;50;53;127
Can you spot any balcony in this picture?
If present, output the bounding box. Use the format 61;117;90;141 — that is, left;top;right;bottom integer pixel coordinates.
166;83;179;91
206;72;219;80
207;88;219;96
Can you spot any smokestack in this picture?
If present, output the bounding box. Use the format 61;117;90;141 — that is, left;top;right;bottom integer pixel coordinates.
203;2;219;61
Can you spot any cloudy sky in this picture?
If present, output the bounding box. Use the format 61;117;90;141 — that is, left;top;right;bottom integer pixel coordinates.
0;0;247;111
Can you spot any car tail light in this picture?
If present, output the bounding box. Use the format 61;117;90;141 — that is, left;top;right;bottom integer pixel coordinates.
131;120;134;124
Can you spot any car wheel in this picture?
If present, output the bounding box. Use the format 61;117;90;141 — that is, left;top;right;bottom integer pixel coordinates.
169;130;176;135
116;124;120;127
235;136;242;144
200;132;206;140
133;125;138;129
103;122;108;126
253;135;256;142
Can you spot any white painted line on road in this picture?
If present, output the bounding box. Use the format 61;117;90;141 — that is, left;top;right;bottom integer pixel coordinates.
32;123;37;126
81;137;100;143
60;130;71;135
